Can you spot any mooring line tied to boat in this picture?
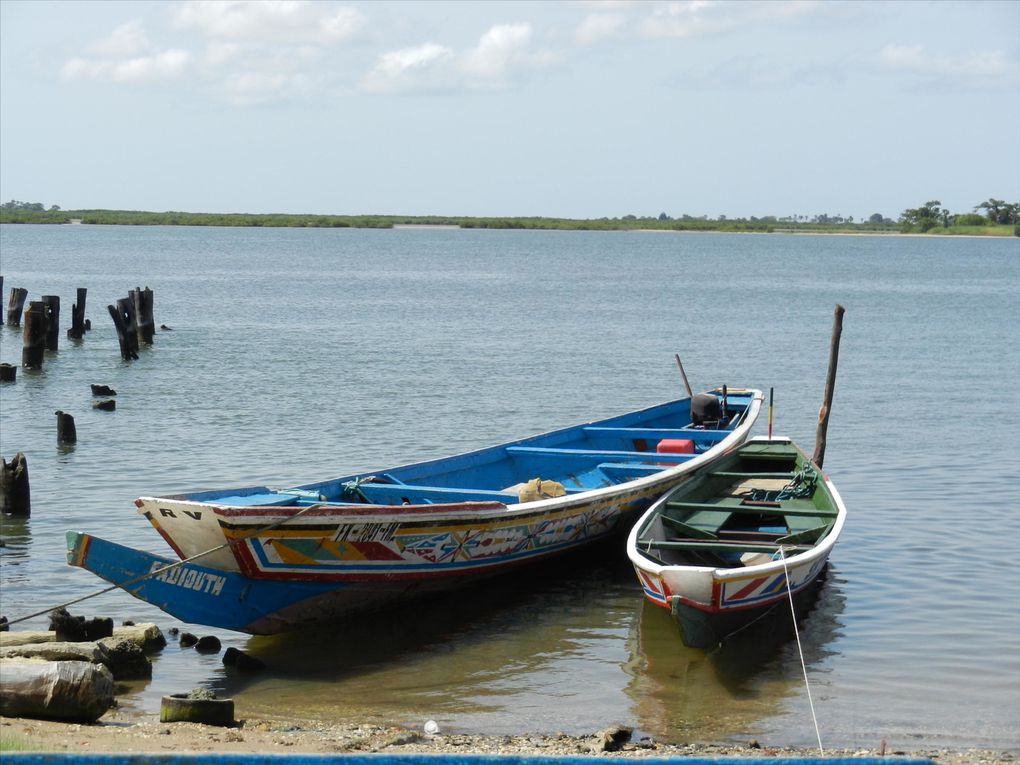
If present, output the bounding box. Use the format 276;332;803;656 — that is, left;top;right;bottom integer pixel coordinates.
778;545;824;755
6;503;325;628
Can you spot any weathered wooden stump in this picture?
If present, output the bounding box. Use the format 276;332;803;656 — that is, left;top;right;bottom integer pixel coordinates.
21;301;47;369
55;411;77;444
6;287;28;327
90;384;116;396
67;288;88;339
0;452;30;517
41;295;60;351
108;298;139;361
131;286;155;345
0;363;15;382
93;399;116;411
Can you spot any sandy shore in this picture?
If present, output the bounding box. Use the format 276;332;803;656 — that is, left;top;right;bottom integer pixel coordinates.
1;714;1016;763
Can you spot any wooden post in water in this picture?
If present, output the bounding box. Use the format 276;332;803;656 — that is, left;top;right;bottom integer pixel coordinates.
22;301;47;369
41;295;60;351
108;297;139;361
56;410;77;443
68;288;88;339
131;286;155;345
812;304;845;469
6;287;28;327
0;363;15;382
0;452;31;517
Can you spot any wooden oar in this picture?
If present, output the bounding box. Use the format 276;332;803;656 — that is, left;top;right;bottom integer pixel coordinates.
674;353;694;398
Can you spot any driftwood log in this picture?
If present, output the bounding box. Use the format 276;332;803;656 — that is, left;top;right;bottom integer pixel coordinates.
0;658;115;722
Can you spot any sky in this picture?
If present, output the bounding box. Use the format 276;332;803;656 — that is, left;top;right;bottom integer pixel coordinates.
1;0;1018;220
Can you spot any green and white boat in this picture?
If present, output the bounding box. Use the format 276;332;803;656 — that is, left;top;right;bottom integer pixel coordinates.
627;436;847;649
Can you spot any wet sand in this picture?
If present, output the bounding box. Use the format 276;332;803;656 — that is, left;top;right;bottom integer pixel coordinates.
1;714;1015;763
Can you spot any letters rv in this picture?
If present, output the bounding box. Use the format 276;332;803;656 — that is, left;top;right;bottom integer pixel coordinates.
158;507;203;520
148;562;225;596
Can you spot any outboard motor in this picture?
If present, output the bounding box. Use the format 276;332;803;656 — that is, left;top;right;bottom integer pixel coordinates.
691;393;722;428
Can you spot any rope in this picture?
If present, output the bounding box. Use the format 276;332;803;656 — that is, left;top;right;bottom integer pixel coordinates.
778;546;824;755
6;502;325;628
746;464;817;503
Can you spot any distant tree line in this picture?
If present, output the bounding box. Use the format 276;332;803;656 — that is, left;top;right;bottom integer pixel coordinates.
900;198;1019;234
2;199;61;212
2;199;1016;236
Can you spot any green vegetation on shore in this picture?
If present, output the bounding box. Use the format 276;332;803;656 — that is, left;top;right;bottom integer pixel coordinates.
1;199;1016;236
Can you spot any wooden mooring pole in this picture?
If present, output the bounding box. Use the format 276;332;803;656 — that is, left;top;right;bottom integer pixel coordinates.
68;288;88;339
0;452;31;517
56;410;77;443
42;295;60;351
131;286;155;345
108;297;139;361
22;301;47;369
6;287;28;327
812;304;845;469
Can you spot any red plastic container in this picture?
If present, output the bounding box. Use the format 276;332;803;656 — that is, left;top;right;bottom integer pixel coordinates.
656;438;695;455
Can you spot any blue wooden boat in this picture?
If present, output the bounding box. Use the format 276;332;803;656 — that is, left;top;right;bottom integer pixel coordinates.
68;387;762;634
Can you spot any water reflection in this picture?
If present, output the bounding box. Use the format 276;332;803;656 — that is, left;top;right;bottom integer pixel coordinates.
625;571;846;743
0;515;32;576
214;540;642;732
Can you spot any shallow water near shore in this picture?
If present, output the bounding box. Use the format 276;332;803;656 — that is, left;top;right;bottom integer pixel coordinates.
1;225;1018;749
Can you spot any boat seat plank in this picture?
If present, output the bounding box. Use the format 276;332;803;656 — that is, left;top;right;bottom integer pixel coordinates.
638;539;812;554
581;427;730;443
665;500;837;518
507;446;697;462
709;471;798;480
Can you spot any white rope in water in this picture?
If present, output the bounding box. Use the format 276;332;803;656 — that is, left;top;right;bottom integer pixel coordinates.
778;546;824;755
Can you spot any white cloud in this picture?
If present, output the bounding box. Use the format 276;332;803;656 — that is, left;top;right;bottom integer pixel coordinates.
462;23;535;79
89;20;151;58
174;0;364;45
62;49;192;84
361;43;455;94
640;0;819;39
575;13;628;45
362;23;558;94
877;44;1016;87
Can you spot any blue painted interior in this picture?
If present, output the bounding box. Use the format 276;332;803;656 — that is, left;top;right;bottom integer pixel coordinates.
177;393;755;508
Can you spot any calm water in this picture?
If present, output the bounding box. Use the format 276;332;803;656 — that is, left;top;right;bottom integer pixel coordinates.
1;225;1018;749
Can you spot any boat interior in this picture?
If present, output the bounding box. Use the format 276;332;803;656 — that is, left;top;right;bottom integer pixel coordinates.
186;391;757;509
634;441;838;568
